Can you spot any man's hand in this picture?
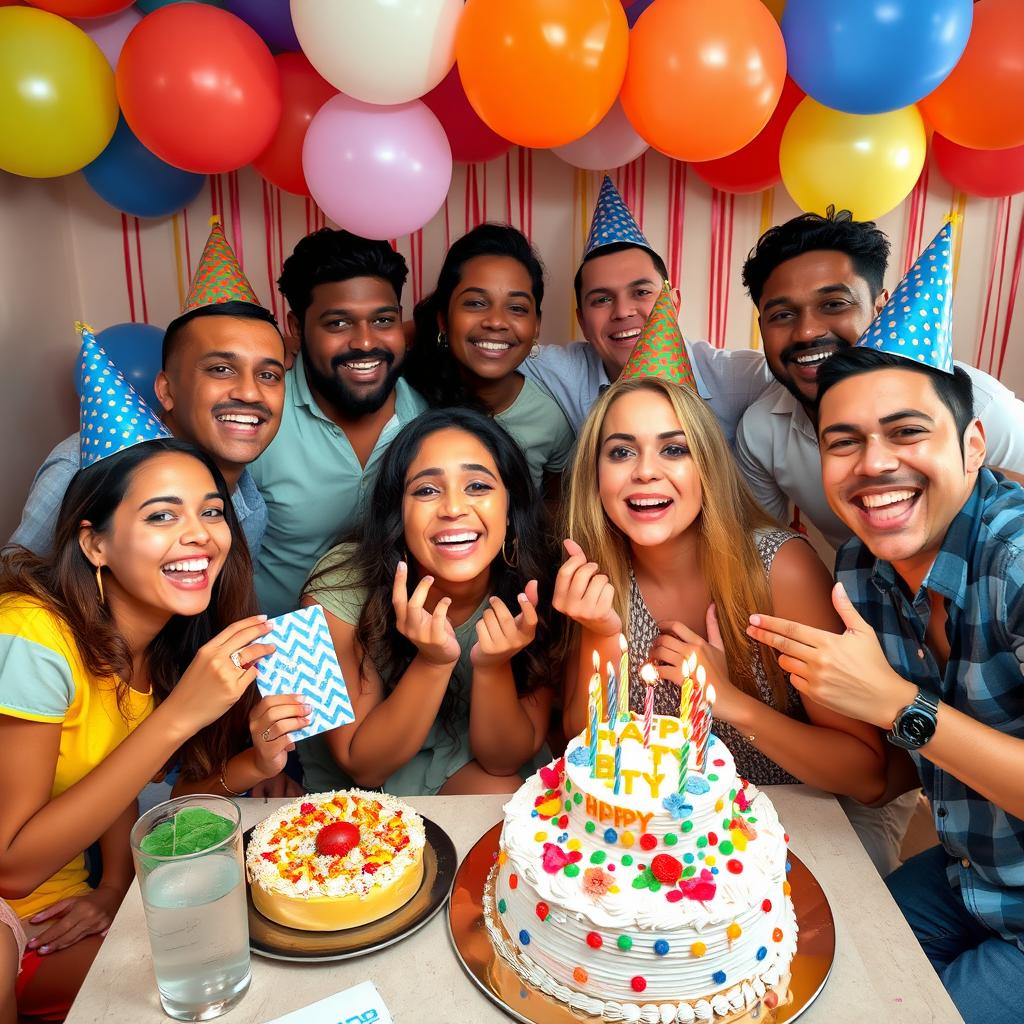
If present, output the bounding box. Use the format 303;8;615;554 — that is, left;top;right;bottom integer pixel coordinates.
747;581;917;729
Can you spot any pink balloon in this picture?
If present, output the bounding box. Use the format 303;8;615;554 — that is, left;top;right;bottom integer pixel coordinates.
422;65;511;164
303;93;452;240
72;5;141;69
551;98;648;171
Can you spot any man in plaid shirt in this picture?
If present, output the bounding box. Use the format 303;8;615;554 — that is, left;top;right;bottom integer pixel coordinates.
747;346;1024;1024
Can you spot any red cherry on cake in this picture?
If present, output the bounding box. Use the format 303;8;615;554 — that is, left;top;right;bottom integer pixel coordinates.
316;821;360;857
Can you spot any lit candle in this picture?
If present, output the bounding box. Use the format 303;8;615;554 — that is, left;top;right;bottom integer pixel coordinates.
678;737;690;794
617;634;629;721
589;677;600;775
613;737;622;795
700;683;717;770
640;663;658;748
591;650;603;724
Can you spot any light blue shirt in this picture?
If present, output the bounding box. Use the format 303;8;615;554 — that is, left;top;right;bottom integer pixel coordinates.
248;355;427;617
9;433;268;558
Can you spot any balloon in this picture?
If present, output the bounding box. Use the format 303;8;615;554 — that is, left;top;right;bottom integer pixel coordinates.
252;53;336;196
224;0;297;51
421;66;512;164
0;9;117;178
136;0;222;11
918;0;1024;151
71;5;140;68
291;0;461;105
625;0;654;27
83;116;204;217
552;99;648;171
26;0;131;14
303;94;452;240
761;0;785;22
77;323;165;412
780;98;926;221
620;0;786;162
691;78;804;194
932;134;1024;198
457;0;628;149
782;0;972;116
116;5;281;174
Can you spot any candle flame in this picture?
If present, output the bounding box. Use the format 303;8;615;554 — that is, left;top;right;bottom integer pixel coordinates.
639;663;659;686
592;649;600;671
619;633;628;654
696;664;706;685
687;653;697;676
606;660;616;678
706;683;717;705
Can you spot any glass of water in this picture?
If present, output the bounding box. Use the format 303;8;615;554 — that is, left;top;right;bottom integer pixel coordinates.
131;795;251;1021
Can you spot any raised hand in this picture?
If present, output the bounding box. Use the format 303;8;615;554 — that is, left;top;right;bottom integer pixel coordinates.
552;539;621;637
249;694;311;778
392;561;460;666
471;579;540;669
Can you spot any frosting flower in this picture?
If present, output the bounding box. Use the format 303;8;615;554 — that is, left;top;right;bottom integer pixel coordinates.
679;868;717;902
684;776;710;796
662;793;694;820
567;746;592;768
541;843;569;874
582;867;614;897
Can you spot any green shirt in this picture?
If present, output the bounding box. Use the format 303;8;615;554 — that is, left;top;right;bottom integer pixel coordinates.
495;376;576;491
249;356;427;616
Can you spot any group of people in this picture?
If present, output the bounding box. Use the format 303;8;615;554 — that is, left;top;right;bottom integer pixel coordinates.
0;180;1021;1024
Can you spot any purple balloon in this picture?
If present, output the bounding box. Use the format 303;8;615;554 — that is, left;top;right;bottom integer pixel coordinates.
224;0;299;52
626;0;656;29
303;94;452;241
72;7;142;69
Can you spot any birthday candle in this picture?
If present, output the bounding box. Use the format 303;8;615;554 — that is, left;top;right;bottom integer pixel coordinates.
617;634;629;721
606;660;617;728
589;677;600;775
613;737;622;795
591;650;603;723
699;683;717;770
678;738;690;794
639;663;658;748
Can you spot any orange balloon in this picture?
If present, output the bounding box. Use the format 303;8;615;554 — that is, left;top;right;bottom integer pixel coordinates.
918;0;1024;151
456;0;628;149
620;0;787;162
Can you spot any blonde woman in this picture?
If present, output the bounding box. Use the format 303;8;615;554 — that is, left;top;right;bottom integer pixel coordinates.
554;375;886;803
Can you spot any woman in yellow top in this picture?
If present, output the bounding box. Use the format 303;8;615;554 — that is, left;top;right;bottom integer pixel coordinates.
0;438;296;1018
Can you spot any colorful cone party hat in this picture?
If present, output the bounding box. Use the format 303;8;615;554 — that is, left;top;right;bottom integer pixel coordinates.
77;323;170;468
583;175;656;263
620;281;697;390
856;219;955;373
184;216;261;312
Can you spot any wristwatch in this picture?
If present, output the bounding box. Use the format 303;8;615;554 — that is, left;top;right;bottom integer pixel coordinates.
887;688;940;750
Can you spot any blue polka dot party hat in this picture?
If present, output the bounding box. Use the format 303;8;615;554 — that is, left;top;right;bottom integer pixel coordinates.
583;175;656;265
856;219;955;374
77;323;171;468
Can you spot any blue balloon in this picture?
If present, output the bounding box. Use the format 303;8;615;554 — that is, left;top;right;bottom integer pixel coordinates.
224;0;299;52
626;0;656;29
75;323;165;413
83;117;204;218
783;0;973;115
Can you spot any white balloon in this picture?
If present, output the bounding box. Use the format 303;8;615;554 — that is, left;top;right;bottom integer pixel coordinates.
552;99;649;171
291;0;462;105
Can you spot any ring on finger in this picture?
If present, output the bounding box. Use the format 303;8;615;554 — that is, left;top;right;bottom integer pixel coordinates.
261;727;272;743
229;649;245;671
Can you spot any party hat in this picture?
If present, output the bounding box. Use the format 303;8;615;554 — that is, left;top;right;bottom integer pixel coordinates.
583;175;656;262
856;219;955;373
184;216;261;312
620;282;696;390
77;323;171;468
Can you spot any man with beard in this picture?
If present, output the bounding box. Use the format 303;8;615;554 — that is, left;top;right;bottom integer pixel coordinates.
251;229;426;616
736;209;1024;548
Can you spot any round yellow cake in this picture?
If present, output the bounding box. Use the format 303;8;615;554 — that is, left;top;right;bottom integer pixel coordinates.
245;790;425;932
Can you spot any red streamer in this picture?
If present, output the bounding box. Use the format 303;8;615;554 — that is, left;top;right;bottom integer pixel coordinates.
133;216;149;324
410;228;424;305
182;205;193;281
975;196;1009;369
666;161;687;289
996;202;1024;380
988;199;1014;376
120;213;136;323
228;170;244;268
261;179;278;321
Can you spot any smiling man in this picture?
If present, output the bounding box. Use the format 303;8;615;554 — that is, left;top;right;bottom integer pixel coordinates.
250;229;426;616
736;208;1024;546
10;222;284;558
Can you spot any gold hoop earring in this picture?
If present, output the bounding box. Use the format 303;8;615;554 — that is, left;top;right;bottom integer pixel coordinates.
95;565;105;605
501;536;519;568
437;331;448;350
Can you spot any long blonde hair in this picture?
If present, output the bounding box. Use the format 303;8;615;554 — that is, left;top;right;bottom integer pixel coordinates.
562;376;787;705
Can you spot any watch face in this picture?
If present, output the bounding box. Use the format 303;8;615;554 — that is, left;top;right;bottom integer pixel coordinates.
899;709;936;745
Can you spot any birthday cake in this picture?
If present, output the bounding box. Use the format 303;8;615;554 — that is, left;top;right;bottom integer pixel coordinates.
486;711;796;1022
245;791;425;931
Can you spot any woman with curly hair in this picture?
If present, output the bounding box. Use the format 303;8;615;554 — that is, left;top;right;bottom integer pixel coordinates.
300;408;557;795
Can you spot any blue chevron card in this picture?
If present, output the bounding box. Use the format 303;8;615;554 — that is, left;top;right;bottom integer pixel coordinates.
255;605;354;741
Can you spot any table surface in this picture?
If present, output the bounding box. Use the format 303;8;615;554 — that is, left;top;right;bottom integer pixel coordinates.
65;788;964;1024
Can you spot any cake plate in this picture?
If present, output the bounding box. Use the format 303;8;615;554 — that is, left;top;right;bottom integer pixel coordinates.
243;817;457;962
448;823;834;1024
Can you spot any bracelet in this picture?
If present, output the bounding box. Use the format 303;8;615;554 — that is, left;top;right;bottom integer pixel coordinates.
219;764;247;797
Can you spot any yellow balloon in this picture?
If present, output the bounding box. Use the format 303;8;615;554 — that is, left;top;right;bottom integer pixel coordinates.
780;98;926;222
0;8;118;178
761;0;786;24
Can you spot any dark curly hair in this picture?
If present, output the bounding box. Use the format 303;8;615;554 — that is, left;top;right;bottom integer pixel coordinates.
306;408;557;734
406;223;544;410
742;207;891;308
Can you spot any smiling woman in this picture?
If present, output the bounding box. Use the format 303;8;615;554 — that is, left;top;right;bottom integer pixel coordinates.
299;408;559;797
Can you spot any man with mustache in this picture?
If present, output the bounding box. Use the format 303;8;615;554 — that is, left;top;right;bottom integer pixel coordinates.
251;229;426;617
11;222;285;559
735;208;1024;548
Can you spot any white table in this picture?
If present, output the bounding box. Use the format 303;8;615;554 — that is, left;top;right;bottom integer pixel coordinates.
65;788;963;1023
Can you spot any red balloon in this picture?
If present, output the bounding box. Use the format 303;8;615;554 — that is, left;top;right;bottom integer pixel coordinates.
26;0;131;13
421;66;511;164
252;53;335;196
117;5;281;174
691;78;804;194
932;134;1024;198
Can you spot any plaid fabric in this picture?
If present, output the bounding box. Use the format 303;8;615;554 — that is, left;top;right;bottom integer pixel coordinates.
836;468;1024;951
